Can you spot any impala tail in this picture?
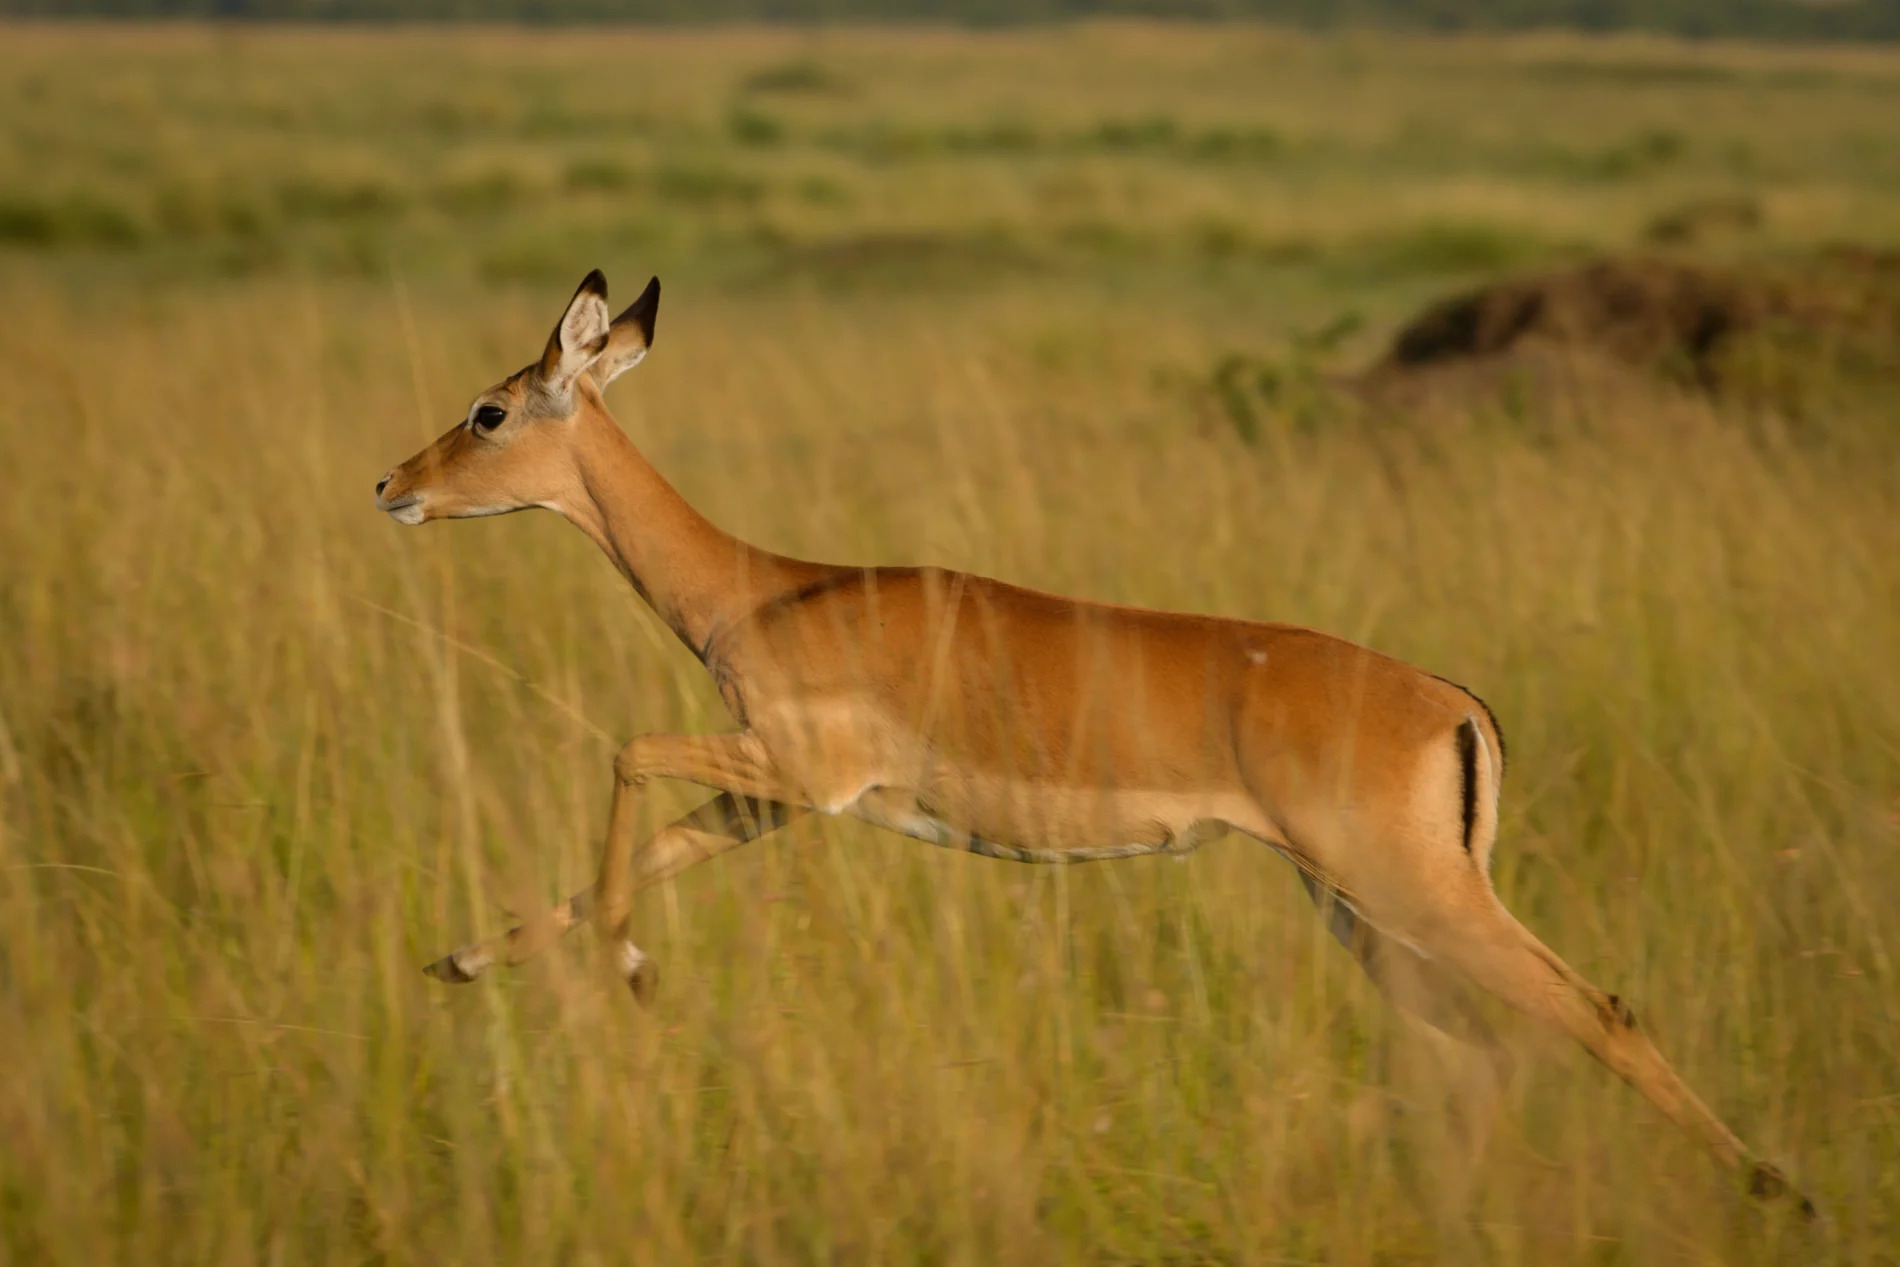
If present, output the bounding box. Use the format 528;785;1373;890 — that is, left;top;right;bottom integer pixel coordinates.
1456;708;1502;875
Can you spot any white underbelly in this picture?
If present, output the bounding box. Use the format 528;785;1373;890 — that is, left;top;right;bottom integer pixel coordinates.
838;780;1264;864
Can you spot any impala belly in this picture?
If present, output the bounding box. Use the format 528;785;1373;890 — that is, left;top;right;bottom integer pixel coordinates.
748;682;1259;850
842;778;1264;862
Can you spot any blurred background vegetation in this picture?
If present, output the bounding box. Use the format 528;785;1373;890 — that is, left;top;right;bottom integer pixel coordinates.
5;0;1900;41
1;14;1897;1266
8;22;1900;305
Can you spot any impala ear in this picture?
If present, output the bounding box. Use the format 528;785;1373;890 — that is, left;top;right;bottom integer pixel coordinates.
538;269;612;395
588;277;660;389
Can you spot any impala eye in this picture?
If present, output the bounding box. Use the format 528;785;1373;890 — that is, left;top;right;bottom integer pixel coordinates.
472;404;507;432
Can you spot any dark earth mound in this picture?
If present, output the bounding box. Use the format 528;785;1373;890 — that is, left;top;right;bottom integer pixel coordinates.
1377;257;1788;385
1188;250;1900;444
1370;250;1900;392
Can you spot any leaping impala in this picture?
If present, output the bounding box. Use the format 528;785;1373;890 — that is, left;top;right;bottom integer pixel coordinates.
375;270;1810;1216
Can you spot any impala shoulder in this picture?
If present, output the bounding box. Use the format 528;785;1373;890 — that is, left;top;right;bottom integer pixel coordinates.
751;566;929;623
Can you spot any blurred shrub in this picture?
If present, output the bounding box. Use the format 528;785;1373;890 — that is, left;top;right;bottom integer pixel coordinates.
564;156;638;192
1188;312;1365;444
0;191;144;248
1355;220;1556;277
1090;115;1179;151
727;106;787;148
1592;128;1688;180
1188;126;1284;163
794;174;851;206
1644;194;1764;245
740;58;852;96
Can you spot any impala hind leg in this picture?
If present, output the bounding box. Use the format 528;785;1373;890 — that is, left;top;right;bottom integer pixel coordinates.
1419;889;1815;1218
1304;876;1511;1086
1303;876;1510;1210
423;791;806;993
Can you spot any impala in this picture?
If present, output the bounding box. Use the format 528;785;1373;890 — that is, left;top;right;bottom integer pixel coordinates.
375;270;1809;1215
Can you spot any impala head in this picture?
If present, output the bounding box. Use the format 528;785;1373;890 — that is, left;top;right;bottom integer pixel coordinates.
375;270;660;525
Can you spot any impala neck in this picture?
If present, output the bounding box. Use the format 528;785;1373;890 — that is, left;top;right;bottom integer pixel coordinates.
558;409;810;658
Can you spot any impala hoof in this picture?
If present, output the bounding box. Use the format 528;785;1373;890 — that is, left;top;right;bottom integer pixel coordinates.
617;942;659;1004
422;949;484;984
1747;1162;1818;1222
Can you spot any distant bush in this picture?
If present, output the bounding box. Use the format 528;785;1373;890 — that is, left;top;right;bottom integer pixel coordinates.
1644;194;1764;245
819;116;1283;166
1090;116;1179;151
0;191;143;248
793;174;851;206
564;157;638;192
1188;126;1283;163
1357;221;1558;277
1517;129;1691;184
740;58;852;95
1592;128;1688;181
727;106;787;148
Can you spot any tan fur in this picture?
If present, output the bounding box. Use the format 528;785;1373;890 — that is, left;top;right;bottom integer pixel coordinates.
378;273;1809;1217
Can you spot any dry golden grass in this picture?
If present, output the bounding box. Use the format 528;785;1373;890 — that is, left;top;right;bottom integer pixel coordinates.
2;21;1898;1265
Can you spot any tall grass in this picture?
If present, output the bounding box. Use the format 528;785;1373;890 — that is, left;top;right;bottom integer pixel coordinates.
1;21;1897;1265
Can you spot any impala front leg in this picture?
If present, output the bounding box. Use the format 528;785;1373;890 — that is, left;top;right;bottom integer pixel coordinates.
423;784;807;991
594;732;810;994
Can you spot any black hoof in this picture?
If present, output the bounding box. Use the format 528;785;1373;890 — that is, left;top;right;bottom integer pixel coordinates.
422;952;478;984
1747;1162;1819;1222
626;957;659;1004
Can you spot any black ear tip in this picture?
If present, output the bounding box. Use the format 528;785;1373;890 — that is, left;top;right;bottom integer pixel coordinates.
579;268;609;298
626;275;661;343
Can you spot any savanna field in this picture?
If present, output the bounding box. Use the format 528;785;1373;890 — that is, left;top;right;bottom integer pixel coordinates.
3;21;1899;1263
